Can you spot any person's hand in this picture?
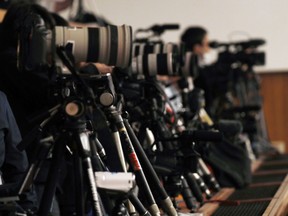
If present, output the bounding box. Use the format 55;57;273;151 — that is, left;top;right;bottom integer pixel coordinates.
79;62;114;74
94;63;114;74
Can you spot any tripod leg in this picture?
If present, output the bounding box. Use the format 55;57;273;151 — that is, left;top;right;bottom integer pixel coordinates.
92;132;149;215
77;132;104;216
38;138;66;216
73;148;85;216
90;134;119;215
128;193;151;216
110;126;127;172
124;119;177;216
180;176;198;211
198;158;220;192
83;157;104;216
110;127;138;215
185;173;203;204
108;109;160;216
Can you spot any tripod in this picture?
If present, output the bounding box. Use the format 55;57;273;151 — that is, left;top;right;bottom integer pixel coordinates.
0;98;107;216
56;47;163;216
38;114;104;216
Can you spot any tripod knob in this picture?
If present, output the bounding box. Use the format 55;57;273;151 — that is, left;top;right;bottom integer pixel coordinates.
100;92;114;107
64;100;85;118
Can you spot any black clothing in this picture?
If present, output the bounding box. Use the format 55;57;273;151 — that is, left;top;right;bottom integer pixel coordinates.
0;91;28;183
0;91;38;212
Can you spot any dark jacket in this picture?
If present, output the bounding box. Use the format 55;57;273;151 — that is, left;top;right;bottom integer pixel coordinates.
0;91;28;183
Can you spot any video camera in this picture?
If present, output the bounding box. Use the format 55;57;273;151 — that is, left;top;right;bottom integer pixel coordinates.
210;38;266;67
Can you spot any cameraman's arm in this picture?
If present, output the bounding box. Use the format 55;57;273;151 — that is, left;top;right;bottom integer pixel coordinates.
79;62;114;75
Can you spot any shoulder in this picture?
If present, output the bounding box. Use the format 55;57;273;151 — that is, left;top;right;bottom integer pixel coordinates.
0;91;8;105
0;91;9;129
0;91;9;115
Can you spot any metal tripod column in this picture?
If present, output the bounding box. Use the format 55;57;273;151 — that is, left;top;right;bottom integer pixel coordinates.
107;107;160;216
76;130;104;216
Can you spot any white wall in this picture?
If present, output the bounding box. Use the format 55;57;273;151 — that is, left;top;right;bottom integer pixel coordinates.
88;0;288;72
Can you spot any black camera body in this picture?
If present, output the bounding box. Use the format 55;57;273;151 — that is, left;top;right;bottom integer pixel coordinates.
210;38;266;67
218;50;265;67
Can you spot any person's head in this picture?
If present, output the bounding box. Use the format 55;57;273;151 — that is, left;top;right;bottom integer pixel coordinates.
0;1;56;52
181;26;210;57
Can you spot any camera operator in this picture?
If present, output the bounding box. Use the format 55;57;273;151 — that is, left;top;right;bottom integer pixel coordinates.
0;2;69;215
0;1;120;214
0;91;36;212
37;0;115;76
180;27;253;189
181;26;217;67
0;0;113;137
181;26;219;116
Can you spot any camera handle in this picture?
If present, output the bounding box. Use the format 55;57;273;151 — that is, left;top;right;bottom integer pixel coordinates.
105;106;160;216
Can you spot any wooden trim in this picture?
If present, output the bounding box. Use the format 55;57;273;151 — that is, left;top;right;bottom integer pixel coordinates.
254;170;288;175
262;175;288;216
249;182;282;187
253;170;288;176
261;160;288;166
198;157;288;215
198;188;235;216
256;70;288;74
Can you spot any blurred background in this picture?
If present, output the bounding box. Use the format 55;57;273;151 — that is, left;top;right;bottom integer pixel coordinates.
87;0;288;152
0;0;287;151
93;0;288;72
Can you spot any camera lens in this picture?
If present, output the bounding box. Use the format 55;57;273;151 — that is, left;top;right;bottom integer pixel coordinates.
181;52;199;77
55;25;132;68
132;53;179;77
132;42;179;57
132;43;163;57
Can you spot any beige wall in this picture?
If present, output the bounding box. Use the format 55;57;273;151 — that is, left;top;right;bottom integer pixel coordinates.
92;0;288;72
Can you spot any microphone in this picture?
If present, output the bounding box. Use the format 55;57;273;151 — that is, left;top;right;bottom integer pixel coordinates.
209;41;229;48
209;39;265;49
136;24;180;34
235;39;266;49
150;24;180;33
